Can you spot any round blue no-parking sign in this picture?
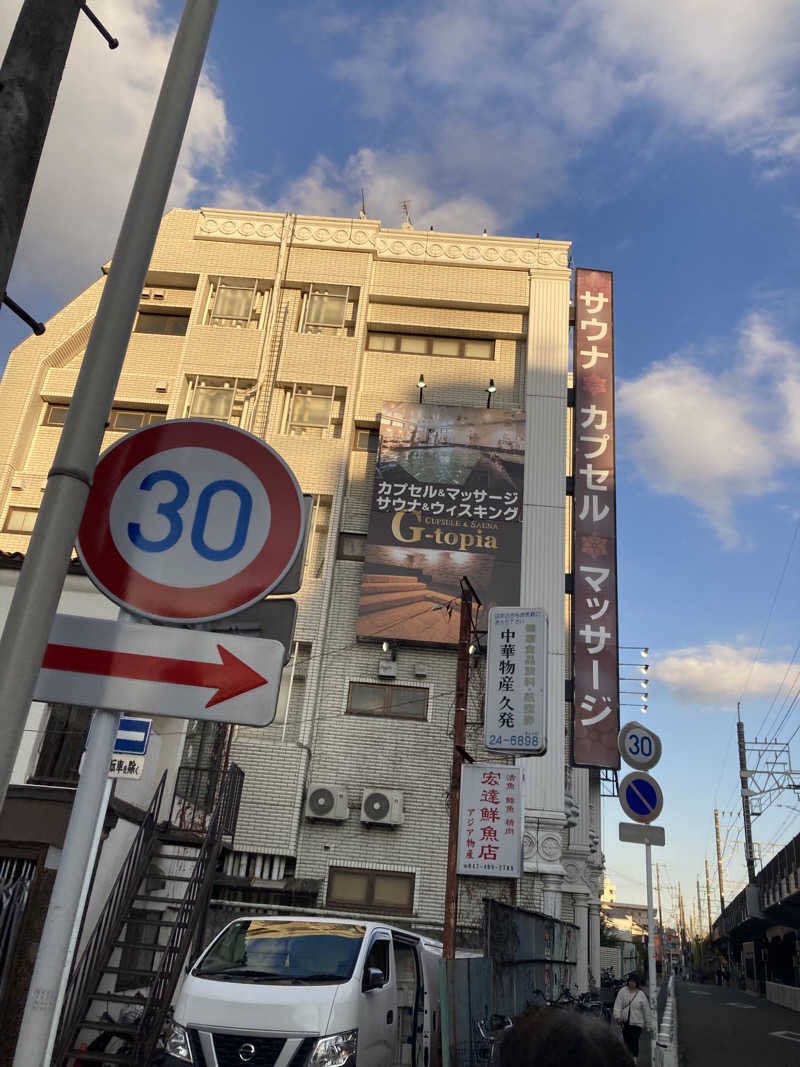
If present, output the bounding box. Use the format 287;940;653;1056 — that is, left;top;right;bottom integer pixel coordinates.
618;771;663;824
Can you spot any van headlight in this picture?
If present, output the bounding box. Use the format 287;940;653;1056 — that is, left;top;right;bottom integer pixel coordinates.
162;1019;193;1062
308;1029;358;1066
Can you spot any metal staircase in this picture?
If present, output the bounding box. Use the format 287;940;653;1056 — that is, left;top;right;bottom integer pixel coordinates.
54;765;243;1066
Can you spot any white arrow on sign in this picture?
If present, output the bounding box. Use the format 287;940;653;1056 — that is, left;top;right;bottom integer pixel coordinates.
35;615;284;726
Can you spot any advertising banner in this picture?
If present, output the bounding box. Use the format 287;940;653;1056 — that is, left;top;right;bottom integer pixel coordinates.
571;269;621;768
457;764;523;877
357;401;524;646
485;607;548;754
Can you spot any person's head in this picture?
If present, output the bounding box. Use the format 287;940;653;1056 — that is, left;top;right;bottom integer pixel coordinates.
498;1006;635;1067
626;972;640;991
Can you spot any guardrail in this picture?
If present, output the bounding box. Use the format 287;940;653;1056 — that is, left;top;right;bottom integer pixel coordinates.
653;976;677;1067
766;980;800;1013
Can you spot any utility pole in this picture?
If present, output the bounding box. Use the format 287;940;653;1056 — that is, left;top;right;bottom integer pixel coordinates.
0;0;81;306
705;858;713;935
655;863;664;973
678;885;686;965
442;578;479;960
714;808;726;911
737;706;757;883
9;3;219;1063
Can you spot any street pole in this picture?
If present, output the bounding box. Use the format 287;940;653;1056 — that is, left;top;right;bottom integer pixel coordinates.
655;863;664;974
0;0;219;810
644;842;657;1059
705;858;713;935
13;709;119;1066
737;708;757;883
714;808;726;911
442;579;476;960
0;0;81;306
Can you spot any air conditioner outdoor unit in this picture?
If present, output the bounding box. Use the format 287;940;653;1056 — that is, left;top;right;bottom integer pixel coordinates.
361;789;404;827
305;784;348;822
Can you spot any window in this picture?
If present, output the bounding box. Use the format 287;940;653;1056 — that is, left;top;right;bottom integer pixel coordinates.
346;682;428;722
367;332;493;360
184;375;254;427
206;277;268;328
303;284;354;335
44;404;68;426
337;532;366;562
30;703;92;784
305;496;332;577
44;404;166;430
327;867;415;914
134;310;189;336
3;507;38;534
108;408;166;431
353;426;379;452
363;938;391;985
278;384;345;438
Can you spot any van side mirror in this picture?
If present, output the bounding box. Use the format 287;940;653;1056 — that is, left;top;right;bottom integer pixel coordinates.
363;967;386;992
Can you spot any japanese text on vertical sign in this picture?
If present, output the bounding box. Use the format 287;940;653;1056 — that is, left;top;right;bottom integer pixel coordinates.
485;607;547;753
457;764;523;877
571;269;620;769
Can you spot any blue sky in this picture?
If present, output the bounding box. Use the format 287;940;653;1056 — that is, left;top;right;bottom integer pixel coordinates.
2;0;800;927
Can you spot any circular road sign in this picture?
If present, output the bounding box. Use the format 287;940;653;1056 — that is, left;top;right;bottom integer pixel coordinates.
618;721;662;771
77;420;305;623
619;771;663;824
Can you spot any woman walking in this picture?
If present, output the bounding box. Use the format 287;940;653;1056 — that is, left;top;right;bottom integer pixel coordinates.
613;972;652;1060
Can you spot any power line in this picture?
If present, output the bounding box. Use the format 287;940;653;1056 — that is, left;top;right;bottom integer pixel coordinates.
748;519;800;713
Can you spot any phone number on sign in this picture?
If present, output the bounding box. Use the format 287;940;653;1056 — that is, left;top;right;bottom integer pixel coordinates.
488;733;540;747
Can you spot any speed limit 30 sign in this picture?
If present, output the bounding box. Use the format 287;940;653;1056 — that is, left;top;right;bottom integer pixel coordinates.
618;721;662;771
77;420;306;623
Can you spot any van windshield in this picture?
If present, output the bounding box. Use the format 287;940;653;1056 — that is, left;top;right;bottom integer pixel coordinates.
194;920;366;984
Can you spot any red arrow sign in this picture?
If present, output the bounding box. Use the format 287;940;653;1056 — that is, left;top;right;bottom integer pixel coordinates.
42;642;268;708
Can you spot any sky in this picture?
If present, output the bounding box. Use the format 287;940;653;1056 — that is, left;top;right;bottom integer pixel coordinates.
2;0;800;929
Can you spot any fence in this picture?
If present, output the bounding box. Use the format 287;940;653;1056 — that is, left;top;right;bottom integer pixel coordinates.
441;901;579;1066
0;856;36;1003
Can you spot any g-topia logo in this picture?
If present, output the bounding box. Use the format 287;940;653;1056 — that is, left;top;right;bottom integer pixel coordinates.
391;509;499;551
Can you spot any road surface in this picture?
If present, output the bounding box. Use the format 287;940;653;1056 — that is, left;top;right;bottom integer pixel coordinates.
677;979;800;1067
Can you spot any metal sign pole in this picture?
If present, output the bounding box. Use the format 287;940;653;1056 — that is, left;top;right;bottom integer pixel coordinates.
13;709;119;1066
645;842;657;1056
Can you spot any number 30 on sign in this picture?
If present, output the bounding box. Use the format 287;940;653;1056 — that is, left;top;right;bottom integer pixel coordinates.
78;420;306;623
617;721;662;772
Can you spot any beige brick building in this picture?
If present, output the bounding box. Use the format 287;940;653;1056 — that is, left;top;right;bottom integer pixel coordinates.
0;209;604;980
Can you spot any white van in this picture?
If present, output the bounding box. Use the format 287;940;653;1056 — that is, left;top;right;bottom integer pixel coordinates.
161;916;443;1067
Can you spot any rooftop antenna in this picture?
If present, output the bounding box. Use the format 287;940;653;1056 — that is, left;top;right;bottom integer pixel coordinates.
360;188;367;220
400;200;413;229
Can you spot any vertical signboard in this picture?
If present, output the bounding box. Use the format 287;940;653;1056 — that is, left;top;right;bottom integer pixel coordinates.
457;764;523;877
357;402;524;646
485;607;548;753
572;269;620;769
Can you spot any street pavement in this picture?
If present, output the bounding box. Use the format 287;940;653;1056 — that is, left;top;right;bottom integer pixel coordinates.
677;978;800;1066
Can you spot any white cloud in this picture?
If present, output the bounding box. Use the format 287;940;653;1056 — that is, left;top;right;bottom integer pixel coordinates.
652;642;798;706
272;148;506;234
617;358;775;546
315;0;800;232
1;1;231;295
586;0;800;162
617;310;800;545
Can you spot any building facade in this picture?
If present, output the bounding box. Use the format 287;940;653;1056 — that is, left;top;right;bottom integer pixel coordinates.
0;209;604;984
